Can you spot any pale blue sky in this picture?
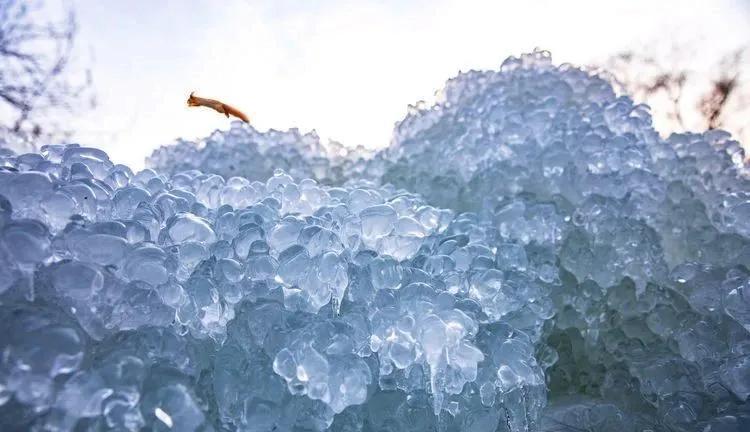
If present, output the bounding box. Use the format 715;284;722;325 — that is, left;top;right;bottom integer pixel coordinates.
63;0;750;168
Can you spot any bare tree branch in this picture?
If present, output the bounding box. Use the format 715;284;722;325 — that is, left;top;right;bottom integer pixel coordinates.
699;49;744;130
601;45;749;147
0;0;93;151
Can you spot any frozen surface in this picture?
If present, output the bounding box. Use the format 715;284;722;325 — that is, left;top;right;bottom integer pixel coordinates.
0;51;749;431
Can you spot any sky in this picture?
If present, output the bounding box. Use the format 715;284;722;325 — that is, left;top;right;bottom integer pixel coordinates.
60;0;750;169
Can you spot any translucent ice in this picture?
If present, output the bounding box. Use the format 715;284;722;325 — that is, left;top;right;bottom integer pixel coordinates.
1;50;750;431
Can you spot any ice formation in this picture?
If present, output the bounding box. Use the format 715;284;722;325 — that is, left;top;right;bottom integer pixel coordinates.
0;51;749;431
147;127;371;186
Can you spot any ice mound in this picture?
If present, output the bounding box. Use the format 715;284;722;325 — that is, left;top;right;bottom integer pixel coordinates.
364;50;750;430
1;50;749;431
147;124;371;185
0;146;547;431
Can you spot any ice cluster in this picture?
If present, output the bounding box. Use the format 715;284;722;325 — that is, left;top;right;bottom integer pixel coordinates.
147;127;371;186
1;51;749;431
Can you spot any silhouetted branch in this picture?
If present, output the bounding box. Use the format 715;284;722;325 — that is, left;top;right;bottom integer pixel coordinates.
0;0;93;150
699;49;744;130
602;45;748;146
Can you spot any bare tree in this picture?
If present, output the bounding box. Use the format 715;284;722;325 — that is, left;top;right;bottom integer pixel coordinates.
602;46;748;146
0;0;93;151
605;50;689;130
699;49;746;133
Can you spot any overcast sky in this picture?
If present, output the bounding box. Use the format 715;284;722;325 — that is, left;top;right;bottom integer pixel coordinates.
65;0;750;169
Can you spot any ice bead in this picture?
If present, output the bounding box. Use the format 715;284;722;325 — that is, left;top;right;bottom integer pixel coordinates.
2;218;51;266
359;204;397;244
112;186;151;220
143;384;206;432
162;212;216;244
51;261;104;300
123;244;170;286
